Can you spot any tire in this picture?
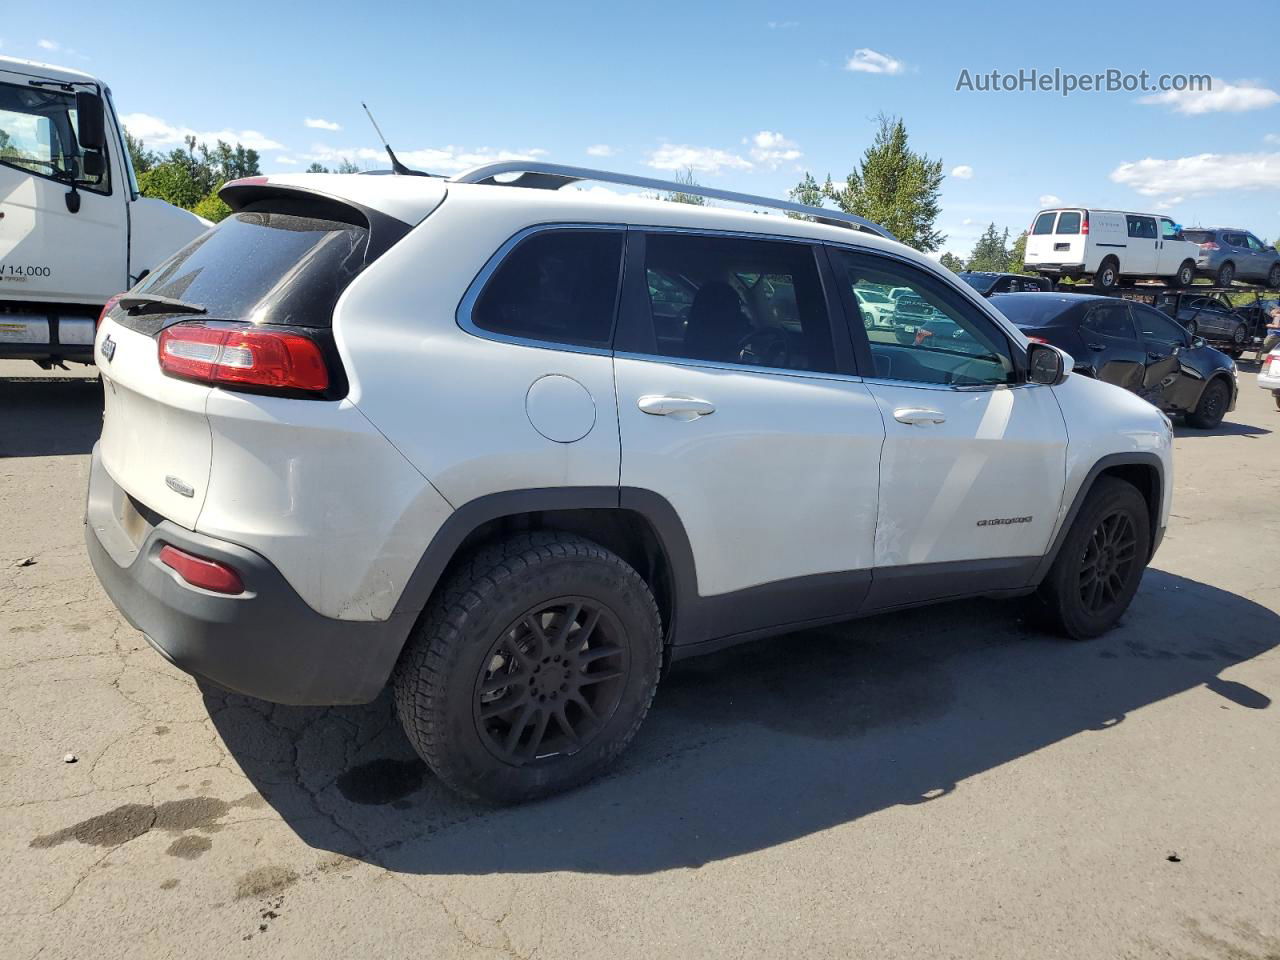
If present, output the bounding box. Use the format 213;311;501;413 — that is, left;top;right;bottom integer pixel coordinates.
1232;324;1248;347
1037;477;1151;639
392;532;662;803
1274;391;1280;411
1169;261;1195;288
1188;377;1230;429
1216;262;1235;287
1269;264;1280;289
1094;258;1119;289
1184;319;1197;338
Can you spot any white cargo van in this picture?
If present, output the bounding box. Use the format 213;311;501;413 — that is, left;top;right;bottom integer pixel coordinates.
0;56;209;367
1024;208;1200;290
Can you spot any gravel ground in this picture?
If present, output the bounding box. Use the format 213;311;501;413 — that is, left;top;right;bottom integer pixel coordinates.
2;358;1277;960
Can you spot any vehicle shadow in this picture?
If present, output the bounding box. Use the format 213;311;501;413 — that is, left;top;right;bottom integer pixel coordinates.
0;376;102;457
205;569;1277;877
1174;420;1271;438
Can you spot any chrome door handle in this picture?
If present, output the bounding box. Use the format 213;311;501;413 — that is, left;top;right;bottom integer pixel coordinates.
638;395;716;419
894;407;947;425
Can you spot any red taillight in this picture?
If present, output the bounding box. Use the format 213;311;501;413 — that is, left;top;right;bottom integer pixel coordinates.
1199;241;1219;250
1026;336;1050;344
158;544;244;594
97;293;123;330
158;323;329;393
1081;211;1089;236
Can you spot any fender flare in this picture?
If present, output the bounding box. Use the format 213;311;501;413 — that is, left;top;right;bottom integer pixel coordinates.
390;486;701;629
1030;452;1165;585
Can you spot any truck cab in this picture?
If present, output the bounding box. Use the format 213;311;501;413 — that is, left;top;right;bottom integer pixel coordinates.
0;56;209;367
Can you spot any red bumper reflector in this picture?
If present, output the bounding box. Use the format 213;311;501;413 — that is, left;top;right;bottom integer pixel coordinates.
158;544;245;595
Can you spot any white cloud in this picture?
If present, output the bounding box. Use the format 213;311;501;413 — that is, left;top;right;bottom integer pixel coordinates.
1039;194;1062;207
961;217;975;226
747;130;802;169
1265;133;1280;144
299;143;547;175
844;48;905;76
1111;151;1280;196
586;144;617;158
950;164;973;179
272;155;298;166
304;117;341;131
121;113;286;152
768;20;798;29
1154;196;1184;210
1139;79;1280;115
647;143;752;174
37;39;58;51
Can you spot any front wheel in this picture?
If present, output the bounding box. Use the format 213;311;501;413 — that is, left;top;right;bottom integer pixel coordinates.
1268;264;1280;289
1216;262;1236;287
1037;477;1151;639
1188;378;1230;429
393;532;662;803
1184;319;1198;337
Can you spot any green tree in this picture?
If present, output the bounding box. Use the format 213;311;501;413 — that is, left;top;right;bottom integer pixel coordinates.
136;162;205;209
192;190;233;223
967;223;1011;272
939;252;965;272
790;114;945;251
124;131;157;174
306;161;330;173
1008;231;1029;274
335;158;361;174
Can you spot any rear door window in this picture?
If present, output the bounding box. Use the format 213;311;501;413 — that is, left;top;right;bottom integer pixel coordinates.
471;230;623;347
1055;212;1082;234
1032;212;1057;235
1082;303;1138;340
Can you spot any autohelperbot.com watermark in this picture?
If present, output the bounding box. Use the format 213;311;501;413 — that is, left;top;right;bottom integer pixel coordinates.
955;68;1211;97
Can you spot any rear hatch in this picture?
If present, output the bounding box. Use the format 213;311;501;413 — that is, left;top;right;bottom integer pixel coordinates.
1024;209;1084;265
95;185;417;528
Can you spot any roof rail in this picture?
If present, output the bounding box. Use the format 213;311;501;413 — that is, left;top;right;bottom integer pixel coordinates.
450;161;895;240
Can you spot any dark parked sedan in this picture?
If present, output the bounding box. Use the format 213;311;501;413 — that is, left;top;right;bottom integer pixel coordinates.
1152;291;1251;356
958;272;1051;295
992;292;1238;428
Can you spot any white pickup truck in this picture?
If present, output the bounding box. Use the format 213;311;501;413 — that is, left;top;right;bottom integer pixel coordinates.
0;56;208;367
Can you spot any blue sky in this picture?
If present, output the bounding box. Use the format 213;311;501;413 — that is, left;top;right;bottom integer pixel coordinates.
5;0;1280;258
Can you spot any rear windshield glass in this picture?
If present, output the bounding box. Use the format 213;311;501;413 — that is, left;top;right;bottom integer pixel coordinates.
990;294;1073;328
121;211;369;333
1032;212;1056;235
960;273;995;291
1181;230;1212;244
1055;212;1081;234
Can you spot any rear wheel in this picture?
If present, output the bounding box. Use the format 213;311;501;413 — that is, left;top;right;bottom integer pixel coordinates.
1216;262;1236;287
1169;261;1195;287
1037;477;1150;639
1188;378;1230;429
1094;258;1119;289
393;532;662;803
1268;264;1280;288
1184;319;1198;337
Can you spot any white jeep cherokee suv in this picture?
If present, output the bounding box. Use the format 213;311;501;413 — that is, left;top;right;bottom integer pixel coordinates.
87;164;1172;802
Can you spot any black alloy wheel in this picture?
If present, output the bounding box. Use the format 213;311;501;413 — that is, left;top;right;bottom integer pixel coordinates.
474;598;627;765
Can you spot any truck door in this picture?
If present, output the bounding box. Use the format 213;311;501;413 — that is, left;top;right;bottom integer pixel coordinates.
0;69;127;306
1124;215;1159;277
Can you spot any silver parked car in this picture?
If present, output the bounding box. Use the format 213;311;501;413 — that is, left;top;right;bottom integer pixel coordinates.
1183;227;1280;288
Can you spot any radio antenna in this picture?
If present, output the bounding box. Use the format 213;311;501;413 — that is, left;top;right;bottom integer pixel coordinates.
361;102;415;176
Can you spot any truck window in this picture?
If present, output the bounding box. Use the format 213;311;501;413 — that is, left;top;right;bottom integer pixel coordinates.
1032;212;1056;235
1055;212;1081;234
0;81;110;194
1126;216;1157;240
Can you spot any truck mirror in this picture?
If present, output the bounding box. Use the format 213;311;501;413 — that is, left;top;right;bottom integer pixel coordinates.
81;150;105;180
75;90;107;151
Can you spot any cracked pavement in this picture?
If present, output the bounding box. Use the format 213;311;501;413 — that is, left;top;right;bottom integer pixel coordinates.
2;360;1279;959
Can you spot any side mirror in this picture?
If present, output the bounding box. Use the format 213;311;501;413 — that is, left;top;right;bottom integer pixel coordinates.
81;150;105;180
1027;342;1070;386
75;90;107;151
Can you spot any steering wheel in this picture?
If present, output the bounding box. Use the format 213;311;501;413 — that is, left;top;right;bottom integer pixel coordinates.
737;328;791;368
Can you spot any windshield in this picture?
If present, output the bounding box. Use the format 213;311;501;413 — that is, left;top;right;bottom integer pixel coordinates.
0;81;109;193
960;274;994;291
122;211;369;334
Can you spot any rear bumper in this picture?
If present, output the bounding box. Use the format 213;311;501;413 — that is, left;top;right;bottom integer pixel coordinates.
1028;263;1084;275
85;444;412;705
